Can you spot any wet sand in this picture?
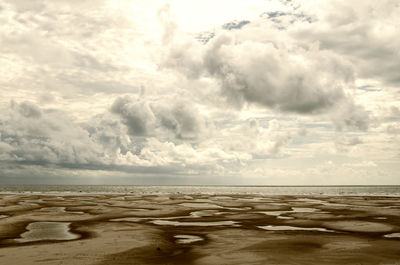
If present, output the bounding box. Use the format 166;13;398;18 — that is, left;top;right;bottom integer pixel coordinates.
0;193;399;264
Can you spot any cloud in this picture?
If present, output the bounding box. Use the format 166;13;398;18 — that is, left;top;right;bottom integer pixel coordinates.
13;100;42;118
203;34;353;114
160;3;378;134
111;96;156;137
1;101;105;165
331;100;369;131
0;0;399;184
110;95;208;140
292;0;400;87
220;118;293;158
0;99;248;179
222;20;250;30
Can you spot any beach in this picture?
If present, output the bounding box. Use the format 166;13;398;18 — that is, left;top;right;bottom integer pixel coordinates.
0;192;399;264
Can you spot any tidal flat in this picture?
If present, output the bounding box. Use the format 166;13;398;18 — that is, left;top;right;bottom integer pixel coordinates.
0;193;399;264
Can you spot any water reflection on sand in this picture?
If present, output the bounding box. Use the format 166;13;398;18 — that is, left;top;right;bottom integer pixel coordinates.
15;222;79;243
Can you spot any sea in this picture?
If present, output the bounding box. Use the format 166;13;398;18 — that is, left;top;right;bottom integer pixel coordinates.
0;185;399;196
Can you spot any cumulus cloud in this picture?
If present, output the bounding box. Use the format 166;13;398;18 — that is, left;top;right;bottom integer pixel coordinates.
221;118;292;158
331;100;369;131
1;101;105;165
111;96;156;137
110;95;208;140
0;100;242;175
161;13;370;133
13;100;42;118
292;0;400;87
202;34;353;114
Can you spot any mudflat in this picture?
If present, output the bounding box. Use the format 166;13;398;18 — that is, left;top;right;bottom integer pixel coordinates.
0;193;399;264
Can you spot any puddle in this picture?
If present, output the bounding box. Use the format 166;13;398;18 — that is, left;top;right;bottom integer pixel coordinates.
258;211;291;216
324;241;371;250
174;235;204;244
319;202;351;207
111;217;147;222
291;207;319;213
258;225;333;232
190;210;220;217
384;233;400;238
179;203;222;209
258;207;319;218
15;222;80;243
39;207;66;212
323;221;393;232
296;198;327;204
237;197;265;202
374;217;387;220
213;196;233;200
277;216;295;220
194;199;214;203
149;220;239;227
25;199;44;203
111;215;191;222
18;202;39;206
68;211;86;215
48;197;65;201
153;196;170;201
225;206;251;211
74;201;97;205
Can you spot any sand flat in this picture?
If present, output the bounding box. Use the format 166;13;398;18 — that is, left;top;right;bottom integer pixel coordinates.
0;193;399;264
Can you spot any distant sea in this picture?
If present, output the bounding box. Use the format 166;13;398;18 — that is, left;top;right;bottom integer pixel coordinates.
0;185;399;196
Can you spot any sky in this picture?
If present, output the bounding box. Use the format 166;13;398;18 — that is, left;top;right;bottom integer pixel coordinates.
0;0;399;185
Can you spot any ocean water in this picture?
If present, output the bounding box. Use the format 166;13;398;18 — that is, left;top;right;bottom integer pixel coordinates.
0;185;399;196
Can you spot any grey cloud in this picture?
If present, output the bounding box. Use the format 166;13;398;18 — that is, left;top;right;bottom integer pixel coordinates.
161;12;374;132
386;123;400;134
110;96;154;137
156;102;205;140
334;135;363;152
390;106;400;118
292;1;400;86
1;101;105;165
0;99;232;180
111;96;207;140
260;11;314;30
2;159;185;176
14;101;42;118
195;32;215;44
332;101;369;131
165;33;353;115
222;20;250;30
0;1;137;98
